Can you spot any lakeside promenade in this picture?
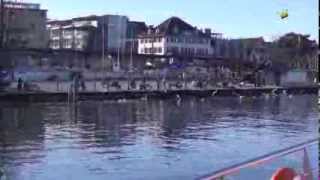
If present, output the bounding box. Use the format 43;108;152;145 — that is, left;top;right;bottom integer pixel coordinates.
1;82;318;102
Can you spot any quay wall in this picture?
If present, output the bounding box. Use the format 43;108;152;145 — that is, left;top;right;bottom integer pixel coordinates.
0;86;318;103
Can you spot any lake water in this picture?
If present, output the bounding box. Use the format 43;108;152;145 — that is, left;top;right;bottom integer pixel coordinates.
0;95;318;180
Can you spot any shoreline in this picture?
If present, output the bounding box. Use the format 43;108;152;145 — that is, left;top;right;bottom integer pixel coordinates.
0;86;318;103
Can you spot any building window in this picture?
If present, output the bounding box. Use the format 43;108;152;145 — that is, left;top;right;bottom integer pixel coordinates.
140;39;144;44
63;30;73;37
51;40;60;49
40;11;46;17
51;29;60;38
63;39;72;48
159;48;162;53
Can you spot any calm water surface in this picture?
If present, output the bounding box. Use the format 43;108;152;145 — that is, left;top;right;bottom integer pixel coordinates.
0;95;318;180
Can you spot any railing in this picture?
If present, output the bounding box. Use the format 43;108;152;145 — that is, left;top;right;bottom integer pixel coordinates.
199;138;319;180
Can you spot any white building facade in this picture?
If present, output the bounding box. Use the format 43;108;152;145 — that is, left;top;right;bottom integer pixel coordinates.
47;19;97;50
47;15;128;52
137;17;213;58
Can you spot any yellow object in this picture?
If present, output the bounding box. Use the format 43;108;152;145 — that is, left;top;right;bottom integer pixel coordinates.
279;9;289;19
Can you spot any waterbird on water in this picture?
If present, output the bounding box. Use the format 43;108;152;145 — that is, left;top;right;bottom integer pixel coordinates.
141;95;148;101
271;89;278;96
117;98;127;103
281;90;293;99
211;89;219;96
282;90;287;95
232;91;244;100
263;93;270;100
176;94;182;106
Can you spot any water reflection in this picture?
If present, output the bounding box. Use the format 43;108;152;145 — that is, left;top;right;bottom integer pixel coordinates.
0;103;45;179
0;95;317;180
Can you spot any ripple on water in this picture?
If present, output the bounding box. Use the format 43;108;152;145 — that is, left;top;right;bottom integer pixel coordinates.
0;95;317;180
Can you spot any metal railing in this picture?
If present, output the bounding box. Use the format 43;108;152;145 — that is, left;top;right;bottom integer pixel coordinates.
199;138;319;180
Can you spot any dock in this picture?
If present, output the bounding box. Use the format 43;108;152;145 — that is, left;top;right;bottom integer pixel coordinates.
0;86;318;103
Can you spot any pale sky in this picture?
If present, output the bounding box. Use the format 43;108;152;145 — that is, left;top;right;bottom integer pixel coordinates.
25;0;318;41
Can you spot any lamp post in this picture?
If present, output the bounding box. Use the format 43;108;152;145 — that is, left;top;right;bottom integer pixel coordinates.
129;28;134;72
102;25;105;70
115;16;122;72
101;18;106;72
0;0;4;49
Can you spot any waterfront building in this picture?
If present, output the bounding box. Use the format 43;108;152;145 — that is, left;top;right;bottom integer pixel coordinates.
47;15;129;53
125;21;147;54
227;37;270;64
47;16;98;51
137;17;213;58
0;1;48;49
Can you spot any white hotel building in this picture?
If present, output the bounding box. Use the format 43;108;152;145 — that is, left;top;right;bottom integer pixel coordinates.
137;17;213;58
47;15;128;52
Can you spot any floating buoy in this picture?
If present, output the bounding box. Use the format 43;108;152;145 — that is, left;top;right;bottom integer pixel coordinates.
271;167;297;180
